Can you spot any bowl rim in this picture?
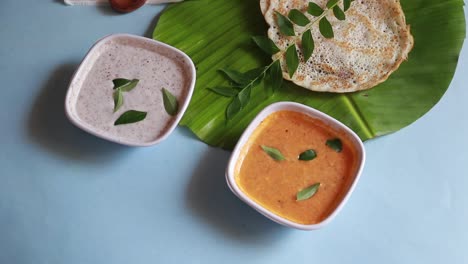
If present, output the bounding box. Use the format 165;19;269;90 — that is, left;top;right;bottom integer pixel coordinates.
64;33;196;147
225;101;366;230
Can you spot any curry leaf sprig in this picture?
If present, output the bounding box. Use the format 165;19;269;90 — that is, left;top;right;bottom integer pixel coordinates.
276;0;354;77
208;38;283;120
209;0;353;121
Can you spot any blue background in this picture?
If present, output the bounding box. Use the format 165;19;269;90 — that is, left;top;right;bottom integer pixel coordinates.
1;1;467;263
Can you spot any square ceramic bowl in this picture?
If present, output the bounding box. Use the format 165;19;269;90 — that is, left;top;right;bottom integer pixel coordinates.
65;34;196;146
225;102;366;230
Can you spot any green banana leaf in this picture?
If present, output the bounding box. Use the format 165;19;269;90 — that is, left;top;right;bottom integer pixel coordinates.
153;0;466;149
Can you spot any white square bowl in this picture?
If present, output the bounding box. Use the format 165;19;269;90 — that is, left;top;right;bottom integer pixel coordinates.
65;34;196;146
225;102;366;230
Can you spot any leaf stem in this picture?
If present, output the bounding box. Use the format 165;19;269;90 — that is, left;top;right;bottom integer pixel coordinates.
235;61;276;97
281;0;343;47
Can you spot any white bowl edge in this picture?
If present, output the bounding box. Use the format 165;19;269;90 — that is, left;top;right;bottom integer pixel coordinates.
225;101;366;230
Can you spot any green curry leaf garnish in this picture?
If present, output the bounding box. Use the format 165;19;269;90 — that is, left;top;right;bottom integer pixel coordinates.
261;145;286;161
162;88;179;116
114;110;147;126
112;78;139;92
298;149;317;161
297;183;321;201
209;0;354;120
326;138;343;152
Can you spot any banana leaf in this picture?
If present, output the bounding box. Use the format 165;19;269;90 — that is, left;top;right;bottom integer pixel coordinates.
153;0;466;149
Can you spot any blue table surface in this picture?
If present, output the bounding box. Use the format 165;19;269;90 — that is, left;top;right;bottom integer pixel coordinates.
1;1;467;263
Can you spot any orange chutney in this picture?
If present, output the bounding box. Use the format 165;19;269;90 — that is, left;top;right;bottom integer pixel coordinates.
235;110;358;225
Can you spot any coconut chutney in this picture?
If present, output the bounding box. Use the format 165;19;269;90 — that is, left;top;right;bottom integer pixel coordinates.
66;35;195;146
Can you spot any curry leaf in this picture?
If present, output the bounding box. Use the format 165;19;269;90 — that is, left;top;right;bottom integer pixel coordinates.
286;45;299;78
113;78;129;88
226;96;242;120
288;9;310;27
308;2;323;16
297;183;321;201
219;69;249;84
244;67;267;85
319;17;334;38
113;89;124;112
238;86;252;107
112;78;139;92
207;86;238;97
302;29;314;62
267;60;283;92
298;149;317;161
326;0;340;9
326;138;343;152
162;88;179;116
114;110;147;126
275;11;295;36
218;65;272;120
333;6;346;20
343;0;352;11
261;145;285;161
252;36;280;55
